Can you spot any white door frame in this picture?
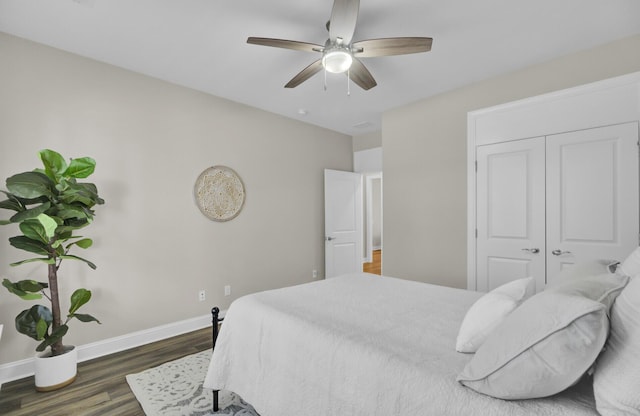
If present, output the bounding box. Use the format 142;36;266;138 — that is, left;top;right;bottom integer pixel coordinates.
467;71;640;290
364;172;382;263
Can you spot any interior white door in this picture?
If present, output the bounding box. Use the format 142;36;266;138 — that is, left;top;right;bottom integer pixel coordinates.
324;169;363;278
476;137;546;292
546;122;639;284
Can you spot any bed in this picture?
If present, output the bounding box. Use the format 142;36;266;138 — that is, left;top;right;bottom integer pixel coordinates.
202;272;618;416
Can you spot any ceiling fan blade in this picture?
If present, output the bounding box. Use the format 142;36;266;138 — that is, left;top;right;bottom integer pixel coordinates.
329;0;360;45
285;59;324;88
352;37;433;58
247;37;323;53
348;59;377;90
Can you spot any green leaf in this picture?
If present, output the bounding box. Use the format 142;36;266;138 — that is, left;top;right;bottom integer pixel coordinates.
71;313;101;324
9;236;50;256
48;324;68;343
6;172;55;199
10;257;55;267
36;318;48;340
1;190;48;206
39;149;68;181
66;157;96;179
19;219;49;244
60;254;96;269
0;190;29;213
2;278;45;300
56;204;89;220
15;305;52;341
17;279;49;292
55;222;90;234
9;202;51;223
0;219;12;225
58;182;101;207
0;198;23;212
52;237;72;248
77;183;102;201
36;213;57;239
36;340;47;352
68;288;92;315
67;238;93;250
36;325;68;352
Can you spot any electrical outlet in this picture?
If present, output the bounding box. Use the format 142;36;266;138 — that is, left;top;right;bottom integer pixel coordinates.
198;290;206;302
312;269;318;279
224;285;231;296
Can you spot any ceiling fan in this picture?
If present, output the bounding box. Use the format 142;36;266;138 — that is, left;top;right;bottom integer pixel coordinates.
247;0;433;90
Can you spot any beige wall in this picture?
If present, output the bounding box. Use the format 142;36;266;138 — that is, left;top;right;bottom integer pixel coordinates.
352;131;382;152
382;34;640;289
0;32;352;364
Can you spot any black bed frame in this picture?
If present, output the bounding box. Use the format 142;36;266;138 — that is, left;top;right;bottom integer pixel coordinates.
211;307;221;412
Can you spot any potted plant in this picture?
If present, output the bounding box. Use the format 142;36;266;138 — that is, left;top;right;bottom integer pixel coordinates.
0;149;104;391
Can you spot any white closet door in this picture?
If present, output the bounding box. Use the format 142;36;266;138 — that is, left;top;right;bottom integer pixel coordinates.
546;122;639;285
476;137;546;292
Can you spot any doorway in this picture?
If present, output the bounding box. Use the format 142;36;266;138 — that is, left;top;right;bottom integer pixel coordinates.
363;173;382;275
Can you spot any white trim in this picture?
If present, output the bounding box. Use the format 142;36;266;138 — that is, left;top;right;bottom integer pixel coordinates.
467;71;640;291
467;117;478;291
0;312;221;385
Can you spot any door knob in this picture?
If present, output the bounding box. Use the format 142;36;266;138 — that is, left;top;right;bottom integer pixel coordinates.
521;248;540;254
552;249;572;256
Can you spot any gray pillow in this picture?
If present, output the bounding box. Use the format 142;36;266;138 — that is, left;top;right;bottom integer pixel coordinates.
457;273;629;400
593;277;640;416
547;273;628;312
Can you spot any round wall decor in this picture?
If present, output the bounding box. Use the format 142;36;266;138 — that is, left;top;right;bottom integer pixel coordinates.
194;166;245;221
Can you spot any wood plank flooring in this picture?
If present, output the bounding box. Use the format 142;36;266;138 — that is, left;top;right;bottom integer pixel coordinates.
0;327;212;416
363;249;382;275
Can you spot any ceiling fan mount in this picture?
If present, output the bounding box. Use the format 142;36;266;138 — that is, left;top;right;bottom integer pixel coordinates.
247;0;433;90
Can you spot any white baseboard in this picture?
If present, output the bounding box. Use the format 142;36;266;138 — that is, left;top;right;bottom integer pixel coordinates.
0;312;221;385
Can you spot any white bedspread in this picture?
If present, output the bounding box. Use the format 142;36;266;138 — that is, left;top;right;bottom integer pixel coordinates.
203;273;597;416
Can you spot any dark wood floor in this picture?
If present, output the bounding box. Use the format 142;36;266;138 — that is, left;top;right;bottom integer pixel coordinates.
0;327;212;416
363;249;382;275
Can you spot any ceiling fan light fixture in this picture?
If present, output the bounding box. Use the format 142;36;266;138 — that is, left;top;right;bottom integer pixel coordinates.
322;49;353;74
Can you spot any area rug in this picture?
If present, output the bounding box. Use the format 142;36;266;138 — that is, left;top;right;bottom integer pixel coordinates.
126;349;259;415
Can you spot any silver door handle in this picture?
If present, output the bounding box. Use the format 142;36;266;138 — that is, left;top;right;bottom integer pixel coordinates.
521;248;540;254
552;249;572;256
326;236;335;241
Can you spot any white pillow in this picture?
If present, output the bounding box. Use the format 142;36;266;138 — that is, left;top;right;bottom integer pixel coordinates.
617;246;640;278
457;273;629;400
455;277;534;353
593;277;640;416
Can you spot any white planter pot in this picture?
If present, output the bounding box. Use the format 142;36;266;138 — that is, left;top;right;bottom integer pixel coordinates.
34;345;77;392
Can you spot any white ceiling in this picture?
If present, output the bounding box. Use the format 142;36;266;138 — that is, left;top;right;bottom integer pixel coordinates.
1;0;639;136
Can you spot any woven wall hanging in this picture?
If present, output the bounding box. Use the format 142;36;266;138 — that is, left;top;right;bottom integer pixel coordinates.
194;166;245;221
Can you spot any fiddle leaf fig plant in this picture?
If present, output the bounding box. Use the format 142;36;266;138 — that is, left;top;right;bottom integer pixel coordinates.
0;149;104;356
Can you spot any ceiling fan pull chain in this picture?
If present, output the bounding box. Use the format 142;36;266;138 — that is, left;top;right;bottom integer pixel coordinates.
324;67;327;91
347;68;351;96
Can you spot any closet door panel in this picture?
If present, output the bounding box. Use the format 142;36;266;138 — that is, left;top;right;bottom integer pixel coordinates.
546;122;639;284
476;137;546;292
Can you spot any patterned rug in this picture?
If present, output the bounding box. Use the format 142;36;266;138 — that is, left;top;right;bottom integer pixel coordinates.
126;349;259;415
